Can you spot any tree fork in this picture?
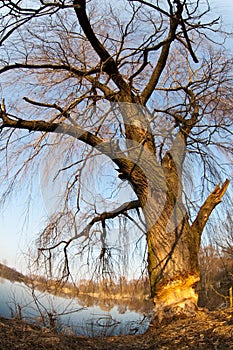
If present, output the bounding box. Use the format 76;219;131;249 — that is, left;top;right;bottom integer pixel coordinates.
145;180;230;323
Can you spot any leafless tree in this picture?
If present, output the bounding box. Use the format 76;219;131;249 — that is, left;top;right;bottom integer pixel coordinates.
0;0;232;322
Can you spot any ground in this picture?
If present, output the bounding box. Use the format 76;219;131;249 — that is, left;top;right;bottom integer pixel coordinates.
1;309;233;350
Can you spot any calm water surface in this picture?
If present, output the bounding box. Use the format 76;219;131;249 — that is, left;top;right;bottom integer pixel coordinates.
0;278;152;336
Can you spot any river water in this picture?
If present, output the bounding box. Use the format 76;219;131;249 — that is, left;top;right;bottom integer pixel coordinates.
0;278;152;336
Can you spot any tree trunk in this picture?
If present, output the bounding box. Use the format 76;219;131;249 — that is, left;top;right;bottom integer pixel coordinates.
115;107;230;323
132;154;230;322
142;177;229;323
146;216;200;323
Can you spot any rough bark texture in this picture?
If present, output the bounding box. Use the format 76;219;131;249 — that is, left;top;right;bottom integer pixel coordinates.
120;113;230;322
121;123;230;321
143;178;229;322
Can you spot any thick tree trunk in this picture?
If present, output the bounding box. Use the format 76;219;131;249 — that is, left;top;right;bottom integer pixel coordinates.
129;145;230;323
114;103;230;323
146;217;200;322
140;178;229;323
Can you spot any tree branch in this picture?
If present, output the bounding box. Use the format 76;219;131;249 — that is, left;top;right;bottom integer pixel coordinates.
0;99;105;149
37;199;141;278
0;63;99;77
0;2;56;45
174;0;198;63
192;179;230;237
23;94;92;121
128;0;171;18
141;16;179;104
38;199;141;250
73;0;131;94
0;99;136;173
82;199;141;235
85;76;117;101
129;39;171;84
182;87;199;137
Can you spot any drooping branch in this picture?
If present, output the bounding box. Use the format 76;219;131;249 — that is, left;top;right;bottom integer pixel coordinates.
38;199;140;251
192;179;230;238
38;199;141;277
80;199;141;239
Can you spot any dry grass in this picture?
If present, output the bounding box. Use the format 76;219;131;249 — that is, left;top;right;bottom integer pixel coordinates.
0;309;233;349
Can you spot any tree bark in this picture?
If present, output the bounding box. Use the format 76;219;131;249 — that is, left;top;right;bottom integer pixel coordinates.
132;155;230;322
146;216;200;323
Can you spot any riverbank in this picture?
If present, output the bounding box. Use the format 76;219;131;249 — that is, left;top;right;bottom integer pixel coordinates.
1;309;233;349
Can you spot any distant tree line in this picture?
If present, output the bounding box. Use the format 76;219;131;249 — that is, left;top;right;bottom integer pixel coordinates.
1;252;233;311
198;245;233;310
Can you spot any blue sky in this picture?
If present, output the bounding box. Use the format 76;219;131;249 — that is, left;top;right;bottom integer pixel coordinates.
0;190;47;270
0;0;232;273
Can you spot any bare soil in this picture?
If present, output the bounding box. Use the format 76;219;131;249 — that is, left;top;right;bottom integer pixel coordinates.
1;309;233;350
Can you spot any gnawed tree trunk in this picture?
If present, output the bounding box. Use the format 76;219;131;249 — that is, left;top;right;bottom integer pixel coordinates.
119;113;230;321
144;178;229;322
147;218;200;322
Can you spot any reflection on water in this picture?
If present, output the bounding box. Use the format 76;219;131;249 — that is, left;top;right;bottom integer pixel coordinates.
0;278;152;337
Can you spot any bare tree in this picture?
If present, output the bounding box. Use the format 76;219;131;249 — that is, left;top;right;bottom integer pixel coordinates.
0;0;232;322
